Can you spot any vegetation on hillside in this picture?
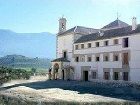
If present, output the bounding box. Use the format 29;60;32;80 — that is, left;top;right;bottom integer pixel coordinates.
0;54;51;69
0;66;33;85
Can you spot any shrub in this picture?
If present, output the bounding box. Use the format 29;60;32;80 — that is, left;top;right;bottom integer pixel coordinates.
0;67;32;84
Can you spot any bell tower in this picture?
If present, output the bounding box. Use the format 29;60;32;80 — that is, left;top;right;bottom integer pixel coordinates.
59;16;67;33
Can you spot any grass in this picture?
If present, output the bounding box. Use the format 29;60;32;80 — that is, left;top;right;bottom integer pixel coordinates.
15;67;48;73
0;95;140;105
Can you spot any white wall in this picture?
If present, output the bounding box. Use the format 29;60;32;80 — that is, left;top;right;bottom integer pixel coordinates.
74;37;129;55
129;33;140;68
72;34;140;82
130;69;140;82
129;33;140;82
57;33;74;61
57;31;140;82
57;33;89;80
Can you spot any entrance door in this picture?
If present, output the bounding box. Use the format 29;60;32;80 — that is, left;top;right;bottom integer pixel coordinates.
123;72;129;81
104;72;110;80
62;70;64;80
114;72;119;80
83;71;88;81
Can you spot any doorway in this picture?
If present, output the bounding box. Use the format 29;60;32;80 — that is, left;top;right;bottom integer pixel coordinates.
123;72;129;81
83;71;88;81
62;70;64;80
114;72;119;80
54;63;59;80
63;51;67;58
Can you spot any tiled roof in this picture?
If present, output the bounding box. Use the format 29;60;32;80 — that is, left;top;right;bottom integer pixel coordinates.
51;57;70;62
58;27;75;36
102;19;129;29
58;26;98;36
74;25;140;43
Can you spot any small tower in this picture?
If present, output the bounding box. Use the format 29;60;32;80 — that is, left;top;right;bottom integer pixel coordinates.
132;17;137;30
59;17;67;33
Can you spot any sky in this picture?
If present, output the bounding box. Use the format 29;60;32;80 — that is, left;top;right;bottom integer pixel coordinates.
0;0;139;58
0;0;140;33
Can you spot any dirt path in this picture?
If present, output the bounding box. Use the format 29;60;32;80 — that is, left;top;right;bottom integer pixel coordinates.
0;77;140;105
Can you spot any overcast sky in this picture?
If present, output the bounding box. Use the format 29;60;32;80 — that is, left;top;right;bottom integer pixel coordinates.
0;0;139;33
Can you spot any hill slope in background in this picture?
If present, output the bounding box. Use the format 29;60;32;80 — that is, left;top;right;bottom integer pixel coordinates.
0;29;56;58
0;54;51;69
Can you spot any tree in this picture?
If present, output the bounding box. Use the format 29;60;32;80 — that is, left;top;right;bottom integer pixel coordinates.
31;68;36;76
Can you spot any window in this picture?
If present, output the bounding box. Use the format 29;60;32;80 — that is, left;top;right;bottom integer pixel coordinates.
62;23;65;29
122;53;129;65
103;53;109;61
88;43;92;48
80;56;85;62
63;51;67;58
104;41;109;46
123;38;129;48
114;39;118;45
114;72;119;80
104;72;110;80
123;72;129;81
96;56;100;62
75;45;78;50
113;54;119;61
87;56;92;62
95;42;100;47
92;72;97;79
75;57;79;62
104;55;109;61
81;44;84;49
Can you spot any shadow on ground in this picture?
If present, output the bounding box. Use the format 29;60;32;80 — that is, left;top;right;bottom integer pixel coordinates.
1;80;140;102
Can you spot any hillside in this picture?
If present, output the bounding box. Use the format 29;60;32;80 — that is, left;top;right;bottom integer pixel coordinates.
0;54;51;69
0;29;56;58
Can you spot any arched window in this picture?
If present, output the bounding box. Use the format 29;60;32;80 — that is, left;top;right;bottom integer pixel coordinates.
54;63;59;72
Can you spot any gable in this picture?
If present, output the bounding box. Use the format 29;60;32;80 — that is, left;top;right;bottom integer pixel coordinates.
102;19;129;30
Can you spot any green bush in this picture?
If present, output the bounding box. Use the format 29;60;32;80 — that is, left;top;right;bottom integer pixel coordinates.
0;67;32;84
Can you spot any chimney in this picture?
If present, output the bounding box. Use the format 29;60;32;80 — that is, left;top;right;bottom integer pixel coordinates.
132;17;137;30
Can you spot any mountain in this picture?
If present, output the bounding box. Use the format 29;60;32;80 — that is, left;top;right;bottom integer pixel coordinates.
0;29;56;58
0;54;51;69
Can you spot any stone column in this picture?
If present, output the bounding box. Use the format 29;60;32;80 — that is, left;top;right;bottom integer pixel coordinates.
110;53;113;62
120;72;123;80
110;68;113;80
67;69;70;80
51;65;55;80
58;68;62;79
59;62;63;80
89;70;92;81
100;54;103;62
64;69;67;80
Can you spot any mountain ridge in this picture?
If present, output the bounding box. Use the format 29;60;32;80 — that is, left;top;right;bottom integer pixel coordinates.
0;54;51;69
0;29;56;58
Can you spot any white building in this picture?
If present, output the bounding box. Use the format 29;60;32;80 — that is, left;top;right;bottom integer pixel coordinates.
51;17;140;82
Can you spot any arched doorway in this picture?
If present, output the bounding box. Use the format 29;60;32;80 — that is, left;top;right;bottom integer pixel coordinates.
54;63;59;80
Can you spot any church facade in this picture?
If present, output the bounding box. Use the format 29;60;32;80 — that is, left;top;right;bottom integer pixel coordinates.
51;17;140;82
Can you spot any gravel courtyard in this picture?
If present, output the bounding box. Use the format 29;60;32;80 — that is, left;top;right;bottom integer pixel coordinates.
0;78;140;105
